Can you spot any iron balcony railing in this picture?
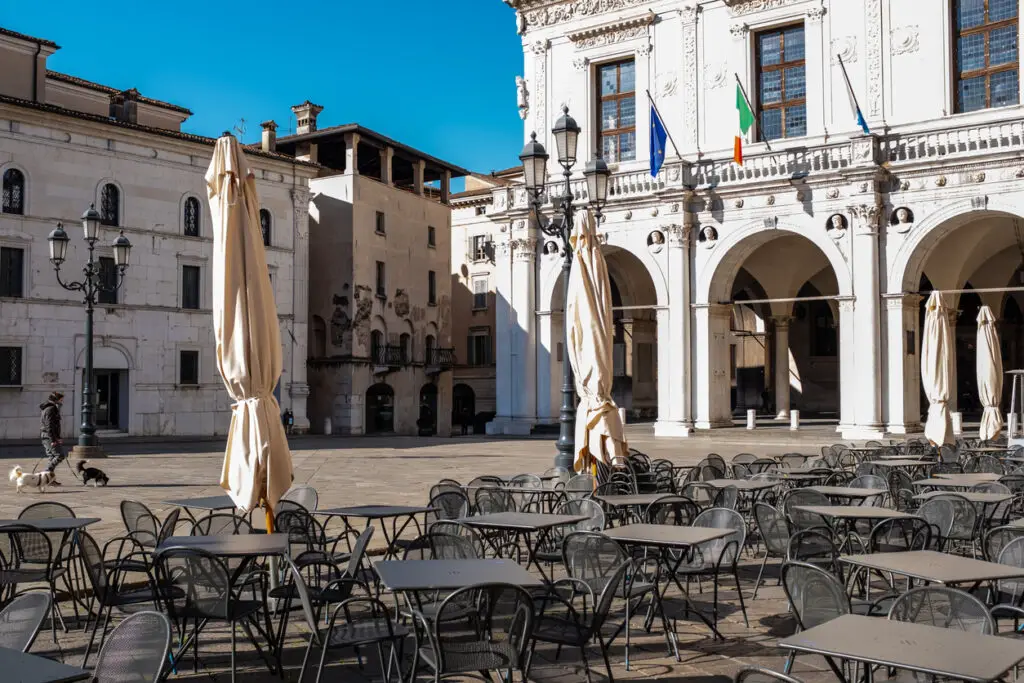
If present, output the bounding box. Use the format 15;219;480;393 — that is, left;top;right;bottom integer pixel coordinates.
372;344;404;368
426;347;455;371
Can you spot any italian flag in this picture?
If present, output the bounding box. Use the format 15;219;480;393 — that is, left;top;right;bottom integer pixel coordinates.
735;82;755;165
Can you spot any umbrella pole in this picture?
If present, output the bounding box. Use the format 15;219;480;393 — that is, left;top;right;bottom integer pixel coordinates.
264;502;280;600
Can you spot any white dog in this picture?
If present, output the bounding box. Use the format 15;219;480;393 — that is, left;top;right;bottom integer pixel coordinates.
8;466;54;493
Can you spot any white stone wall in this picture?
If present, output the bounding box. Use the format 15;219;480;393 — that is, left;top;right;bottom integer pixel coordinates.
478;0;1024;439
0;103;315;439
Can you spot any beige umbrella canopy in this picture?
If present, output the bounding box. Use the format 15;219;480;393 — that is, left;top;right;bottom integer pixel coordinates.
566;210;628;474
977;305;1004;442
206;135;292;514
921;291;954;446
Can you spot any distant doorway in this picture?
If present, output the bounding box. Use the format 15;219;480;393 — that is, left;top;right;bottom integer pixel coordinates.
452;383;475;434
91;370;123;429
365;383;394;434
418;384;438;436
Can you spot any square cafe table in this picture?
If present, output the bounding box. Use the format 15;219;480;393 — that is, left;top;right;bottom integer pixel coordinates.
779;613;1024;683
792;505;912;521
315;505;435;560
459;512;586;583
594;493;672;508
157;532;289;558
841;550;1024;591
374;558;542;592
162;494;237;521
804;486;887;502
603;524;735;646
934;472;1002;482
915;473;1002;490
0;646;90;683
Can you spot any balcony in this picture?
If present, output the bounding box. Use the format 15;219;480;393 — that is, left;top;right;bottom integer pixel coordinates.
371;344;404;374
425;347;455;374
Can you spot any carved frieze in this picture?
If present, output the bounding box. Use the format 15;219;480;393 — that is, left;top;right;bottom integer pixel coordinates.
865;0;883;116
567;11;655;50
520;0;655;29
724;0;807;15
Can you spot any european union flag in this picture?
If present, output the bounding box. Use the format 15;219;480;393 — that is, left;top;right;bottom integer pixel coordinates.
650;104;668;178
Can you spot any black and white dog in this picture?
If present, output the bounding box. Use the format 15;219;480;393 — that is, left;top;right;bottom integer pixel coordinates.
76;460;110;487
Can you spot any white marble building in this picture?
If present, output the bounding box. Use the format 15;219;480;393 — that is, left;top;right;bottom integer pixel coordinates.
465;0;1024;440
0;26;317;440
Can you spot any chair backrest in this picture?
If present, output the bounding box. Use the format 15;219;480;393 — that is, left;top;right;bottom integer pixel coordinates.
427;531;477;559
153;547;234;620
966;455;1005;475
429;482;463;500
888;586;994;634
996;535;1024;600
984;525;1024;562
2;524;53;569
735;666;806;683
281;484;319;511
565;474;596;498
749;458;779;474
475;487;515;514
731;463;752;479
868;517;932;553
19;501;75;520
706;454;727;471
999;474;1024;495
938;444;959;463
571;498;606;532
121;500;160;547
781;561;850;630
972;482;1011;494
274;507;328;557
541;468;571;487
693;507;746;565
509;473;542;489
754;503;791;556
779;454;808;470
849;474;888;490
0;591;51;652
92;611;171;683
786;529;840;575
916;498;956;544
190;512;249;536
158;508;181;545
700;464;725;481
712;485;740;510
432;583;534;674
467;475;504;490
732;453;758;464
346;526;375;578
644;495;700;527
428;520;486;558
782;489;832;530
562;531;627;581
77;530;115;601
428;490;470;521
928;493;978;541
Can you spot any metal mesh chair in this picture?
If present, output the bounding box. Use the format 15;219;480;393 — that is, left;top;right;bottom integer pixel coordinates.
735;665;806;683
542;467;572;487
779;454;808;470
731;463;753;479
712;485;740;510
753;503;791;599
528;560;630;683
732;453;758;464
671;508;749;629
644;495;700;527
411;583;534;683
536;500;606;566
780;561;850;675
0;524;68;643
565;474;596;499
154;546;277;683
999;474;1024;495
966;455;1005;475
994;536;1024;606
281;484;319;511
930;462;963;476
927;493;979;551
191;512;251;536
782;489;832;531
868;517;932;553
889;586;994;633
984;525;1024;562
749;458;779;474
0;591;50;652
787;529;841;579
917;498;956;551
91;611;171;683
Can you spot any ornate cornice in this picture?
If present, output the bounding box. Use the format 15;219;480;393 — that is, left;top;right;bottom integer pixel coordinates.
512;0;656;30
724;0;808;16
567;11;654;49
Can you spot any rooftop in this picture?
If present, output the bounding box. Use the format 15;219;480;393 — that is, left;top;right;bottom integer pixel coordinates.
0;26;59;48
47;70;193;115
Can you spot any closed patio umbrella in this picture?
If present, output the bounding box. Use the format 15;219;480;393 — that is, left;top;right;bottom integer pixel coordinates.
566;210;628;475
206;135;292;517
977;304;1003;442
921;291;954;446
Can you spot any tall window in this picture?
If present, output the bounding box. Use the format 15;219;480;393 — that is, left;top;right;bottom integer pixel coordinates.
100;183;120;226
427;225;436;247
179;350;199;385
97;256;117;305
184;197;200;237
375;211;386;235
0;347;22;385
756;24;806;140
2;169;25;215
370;330;384;361
473;276;488;310
598;59;636;162
468;328;492;366
259;209;271;247
375;261;386;297
0;247;24;298
954;0;1019;112
471;235;492;262
425;334;436;365
428;270;437;305
181;265;201;310
399;333;411;364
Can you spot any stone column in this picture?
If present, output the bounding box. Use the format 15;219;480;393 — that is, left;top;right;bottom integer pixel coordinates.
441;170;452;204
487;231;515;435
380;146;393;186
837;298;857;434
510;235;538;429
884;293;924;434
772;316;793;419
694;303;733;429
655;221;693;436
845;203;885;438
413;160;426;196
343;133;360;176
287;186;311;433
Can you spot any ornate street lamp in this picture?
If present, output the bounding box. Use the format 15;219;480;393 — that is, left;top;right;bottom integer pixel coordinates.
47;204;131;458
520;106;611;472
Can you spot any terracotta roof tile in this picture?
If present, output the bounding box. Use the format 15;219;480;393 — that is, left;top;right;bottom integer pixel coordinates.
46;71;193;115
0;27;58;48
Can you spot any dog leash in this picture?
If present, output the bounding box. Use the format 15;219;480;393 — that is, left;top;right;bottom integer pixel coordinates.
29;452;83;482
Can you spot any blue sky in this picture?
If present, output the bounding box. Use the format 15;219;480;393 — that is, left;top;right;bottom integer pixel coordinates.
5;1;525;181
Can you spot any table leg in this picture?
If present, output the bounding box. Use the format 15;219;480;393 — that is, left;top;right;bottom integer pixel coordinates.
662;551;725;641
523;530;553;584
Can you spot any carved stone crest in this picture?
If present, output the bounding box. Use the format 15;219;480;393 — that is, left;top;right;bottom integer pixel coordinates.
831;36;857;65
890;25;920;55
704;62;727;89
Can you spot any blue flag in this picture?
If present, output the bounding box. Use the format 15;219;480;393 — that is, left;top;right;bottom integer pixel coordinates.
649;103;668;178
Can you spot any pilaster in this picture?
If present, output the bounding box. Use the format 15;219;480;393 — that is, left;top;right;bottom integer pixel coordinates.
694;303;733;429
487;230;516;435
510;234;538;425
289;186;311;432
884;293;924;434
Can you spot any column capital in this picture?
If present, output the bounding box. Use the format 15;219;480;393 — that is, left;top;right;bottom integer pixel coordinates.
847;203;884;233
511;237;537;262
771;315;794;327
693;302;732;319
883;292;924;309
665;223;690;248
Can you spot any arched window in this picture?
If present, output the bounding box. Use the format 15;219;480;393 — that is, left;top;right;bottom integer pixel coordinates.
425;334;436;365
399;333;412;365
2;169;25;215
100;183;120;226
259;209;271;247
184;196;200;237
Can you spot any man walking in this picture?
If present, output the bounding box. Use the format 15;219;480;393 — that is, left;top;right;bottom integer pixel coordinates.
40;391;65;485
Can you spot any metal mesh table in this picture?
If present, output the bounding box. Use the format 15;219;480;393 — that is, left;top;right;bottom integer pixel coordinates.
374;558;542;591
315;505;435;561
840;550;1024;589
0;646;90;683
459;512;586;583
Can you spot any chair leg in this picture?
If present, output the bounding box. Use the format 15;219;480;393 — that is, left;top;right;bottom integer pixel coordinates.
230;621;237;683
524;640;538;680
784;651;796;674
624;594;632;671
734;569;749;628
580;646;593;683
599;638;615;683
752;552;770;599
298;636;315;683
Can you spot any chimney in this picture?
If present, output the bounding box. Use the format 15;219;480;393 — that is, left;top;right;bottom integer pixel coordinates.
260;120;277;152
291;100;324;135
110;88;140;124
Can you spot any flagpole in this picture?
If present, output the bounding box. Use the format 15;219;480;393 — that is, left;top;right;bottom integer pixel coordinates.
645;90;687;162
734;74;772;152
836;55;870;135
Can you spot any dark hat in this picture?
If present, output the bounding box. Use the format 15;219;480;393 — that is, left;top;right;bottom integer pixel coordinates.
48;391;64;402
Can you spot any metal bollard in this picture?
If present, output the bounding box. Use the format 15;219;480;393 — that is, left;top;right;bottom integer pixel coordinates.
952;412;962;436
323;417;332;435
747;409;757;430
790;410;800;431
1009;413;1018;439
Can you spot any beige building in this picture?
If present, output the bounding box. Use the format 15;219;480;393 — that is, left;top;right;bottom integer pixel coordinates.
265;106;467;435
0;26;316;439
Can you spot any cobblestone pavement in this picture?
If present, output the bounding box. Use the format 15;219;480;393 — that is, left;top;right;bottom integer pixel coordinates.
0;427;850;683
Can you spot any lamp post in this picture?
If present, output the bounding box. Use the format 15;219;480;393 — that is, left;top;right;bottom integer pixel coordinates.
520;106;610;471
48;205;131;458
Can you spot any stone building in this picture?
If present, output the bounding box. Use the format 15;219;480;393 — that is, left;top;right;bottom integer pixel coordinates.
465;0;1024;439
270;106;468;435
0;26;316;440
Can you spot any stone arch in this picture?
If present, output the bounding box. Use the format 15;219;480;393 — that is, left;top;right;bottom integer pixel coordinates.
76;341;133;370
540;236;668;311
94;178;125;227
